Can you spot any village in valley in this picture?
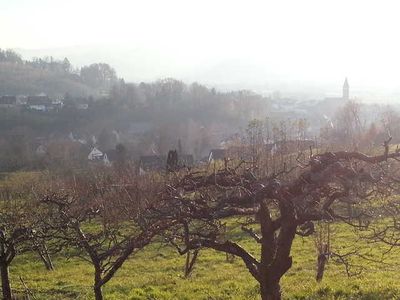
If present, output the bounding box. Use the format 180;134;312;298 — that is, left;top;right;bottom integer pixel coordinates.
4;1;400;299
0;77;387;176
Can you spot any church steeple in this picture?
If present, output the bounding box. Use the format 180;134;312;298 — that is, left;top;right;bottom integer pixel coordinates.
343;77;349;100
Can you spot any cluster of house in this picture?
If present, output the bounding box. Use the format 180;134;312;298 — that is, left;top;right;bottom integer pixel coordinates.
86;146;195;172
0;95;89;111
129;139;315;174
35;128;315;173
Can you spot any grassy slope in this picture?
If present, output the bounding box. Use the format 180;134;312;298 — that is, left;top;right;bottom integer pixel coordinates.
7;222;400;300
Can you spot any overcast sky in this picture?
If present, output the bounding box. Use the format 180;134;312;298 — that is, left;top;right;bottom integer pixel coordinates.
2;0;400;95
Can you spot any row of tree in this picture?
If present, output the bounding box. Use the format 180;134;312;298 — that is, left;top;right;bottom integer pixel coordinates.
2;134;400;299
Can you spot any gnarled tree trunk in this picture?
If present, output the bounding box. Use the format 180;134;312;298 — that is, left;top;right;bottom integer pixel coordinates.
94;284;103;300
0;261;12;300
93;265;103;300
260;276;282;300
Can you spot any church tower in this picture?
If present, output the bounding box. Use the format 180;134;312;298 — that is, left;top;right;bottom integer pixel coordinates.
343;78;349;100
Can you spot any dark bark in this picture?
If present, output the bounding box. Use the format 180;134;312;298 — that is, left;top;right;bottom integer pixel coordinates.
258;200;296;300
94;284;103;300
260;278;281;300
93;264;103;300
0;262;11;300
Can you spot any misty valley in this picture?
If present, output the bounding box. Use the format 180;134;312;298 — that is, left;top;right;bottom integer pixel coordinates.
2;1;400;299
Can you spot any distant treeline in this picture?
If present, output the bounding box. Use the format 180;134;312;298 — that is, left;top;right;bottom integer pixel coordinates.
0;48;117;97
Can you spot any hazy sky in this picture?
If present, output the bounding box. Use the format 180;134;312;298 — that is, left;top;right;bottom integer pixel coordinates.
2;0;400;94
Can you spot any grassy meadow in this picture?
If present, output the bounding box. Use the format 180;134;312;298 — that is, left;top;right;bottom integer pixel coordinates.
6;221;400;300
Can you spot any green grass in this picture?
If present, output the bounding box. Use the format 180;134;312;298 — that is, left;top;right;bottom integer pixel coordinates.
6;222;400;299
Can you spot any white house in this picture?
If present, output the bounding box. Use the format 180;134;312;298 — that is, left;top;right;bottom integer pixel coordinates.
88;147;104;160
88;147;111;166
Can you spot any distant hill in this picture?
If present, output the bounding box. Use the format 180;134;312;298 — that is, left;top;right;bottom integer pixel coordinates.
0;49;117;97
16;46;340;100
0;62;98;97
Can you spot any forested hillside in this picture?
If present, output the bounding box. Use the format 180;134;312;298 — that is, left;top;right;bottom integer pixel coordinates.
0;49;117;97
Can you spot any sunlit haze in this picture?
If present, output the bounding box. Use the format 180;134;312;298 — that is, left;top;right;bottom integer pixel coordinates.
2;0;400;98
3;2;400;298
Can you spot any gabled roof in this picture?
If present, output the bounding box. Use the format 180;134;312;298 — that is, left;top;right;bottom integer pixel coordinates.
88;147;104;160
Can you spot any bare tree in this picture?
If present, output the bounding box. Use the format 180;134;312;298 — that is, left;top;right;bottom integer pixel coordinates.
38;169;174;300
323;100;365;150
381;106;400;142
0;197;40;299
159;138;400;300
